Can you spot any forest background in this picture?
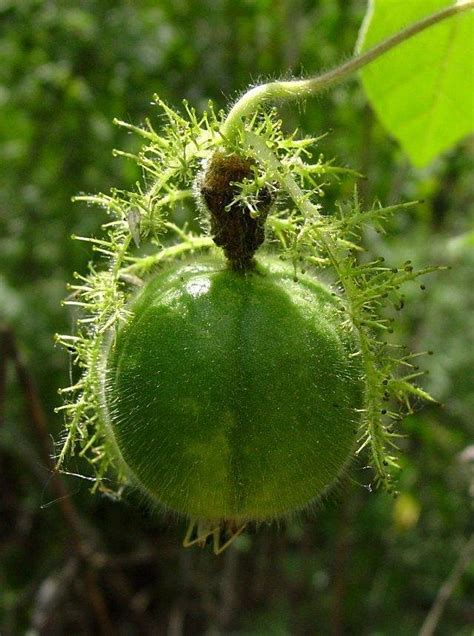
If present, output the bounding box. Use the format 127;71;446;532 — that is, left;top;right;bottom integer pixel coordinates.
1;1;473;634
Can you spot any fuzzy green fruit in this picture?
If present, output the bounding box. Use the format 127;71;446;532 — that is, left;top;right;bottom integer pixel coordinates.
103;255;363;522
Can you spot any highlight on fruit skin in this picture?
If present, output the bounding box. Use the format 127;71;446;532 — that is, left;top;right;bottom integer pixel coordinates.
101;255;364;530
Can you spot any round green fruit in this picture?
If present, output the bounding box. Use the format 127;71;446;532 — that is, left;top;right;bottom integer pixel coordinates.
102;255;363;522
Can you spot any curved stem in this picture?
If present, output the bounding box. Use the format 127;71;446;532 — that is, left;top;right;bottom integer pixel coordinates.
221;1;474;139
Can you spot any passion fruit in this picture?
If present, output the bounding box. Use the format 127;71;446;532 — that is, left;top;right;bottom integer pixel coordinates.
102;254;363;523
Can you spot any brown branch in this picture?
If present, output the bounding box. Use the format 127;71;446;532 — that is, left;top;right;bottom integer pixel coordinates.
330;493;355;636
0;326;115;636
2;329;83;540
31;558;79;632
0;324;9;427
419;532;474;636
216;545;240;631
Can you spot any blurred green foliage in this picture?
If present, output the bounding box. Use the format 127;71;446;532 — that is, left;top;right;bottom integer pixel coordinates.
1;1;473;634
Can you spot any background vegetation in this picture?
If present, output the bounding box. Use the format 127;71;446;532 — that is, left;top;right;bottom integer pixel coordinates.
1;1;473;634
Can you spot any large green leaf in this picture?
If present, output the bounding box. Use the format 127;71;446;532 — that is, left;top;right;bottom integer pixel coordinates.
357;0;474;166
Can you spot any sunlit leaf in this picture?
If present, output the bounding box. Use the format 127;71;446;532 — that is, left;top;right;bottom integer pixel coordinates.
358;0;474;166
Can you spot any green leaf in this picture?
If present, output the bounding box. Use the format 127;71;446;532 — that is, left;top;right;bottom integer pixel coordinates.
357;0;474;166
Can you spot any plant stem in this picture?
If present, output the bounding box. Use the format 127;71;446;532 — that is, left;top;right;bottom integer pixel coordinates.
1;326;115;635
121;231;214;276
221;1;474;139
419;532;474;636
242;130;393;482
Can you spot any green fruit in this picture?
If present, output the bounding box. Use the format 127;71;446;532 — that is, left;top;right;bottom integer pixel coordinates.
102;254;363;522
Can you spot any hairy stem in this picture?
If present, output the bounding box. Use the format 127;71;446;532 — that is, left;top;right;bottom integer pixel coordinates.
222;2;474;139
121;226;214;275
242;130;392;483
